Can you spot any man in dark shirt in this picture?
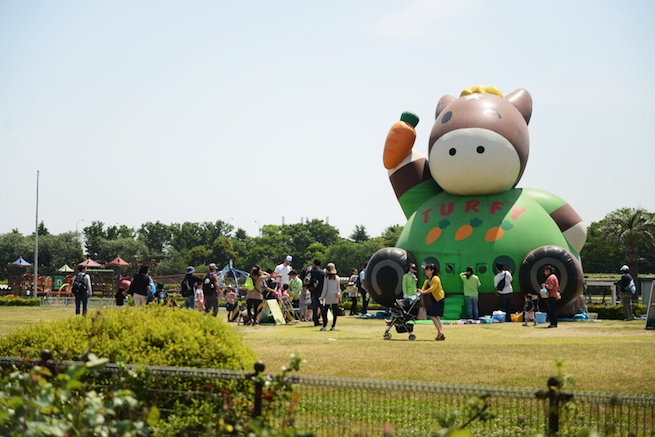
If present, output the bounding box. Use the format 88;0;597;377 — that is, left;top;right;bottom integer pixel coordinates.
182;266;203;309
619;265;635;321
204;263;221;316
307;259;325;327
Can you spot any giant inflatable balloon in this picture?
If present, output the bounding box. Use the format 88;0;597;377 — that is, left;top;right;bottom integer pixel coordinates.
368;86;587;318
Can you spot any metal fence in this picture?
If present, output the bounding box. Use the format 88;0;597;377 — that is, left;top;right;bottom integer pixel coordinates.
1;355;654;436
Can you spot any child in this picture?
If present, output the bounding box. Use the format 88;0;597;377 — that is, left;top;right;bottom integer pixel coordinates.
115;288;127;307
225;286;238;322
156;283;168;305
523;293;537;326
300;287;311;322
195;282;205;313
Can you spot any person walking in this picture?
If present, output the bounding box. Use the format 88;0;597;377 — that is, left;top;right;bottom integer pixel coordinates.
460;266;481;320
129;265;151;307
320;263;341;331
73;265;92;315
619;265;635;321
182;266;203;309
417;264;446;341
494;263;513;322
541;265;560;328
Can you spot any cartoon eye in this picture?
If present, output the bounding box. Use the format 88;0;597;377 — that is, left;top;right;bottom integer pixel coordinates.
476;146;485;154
449;148;456;156
441;111;452;124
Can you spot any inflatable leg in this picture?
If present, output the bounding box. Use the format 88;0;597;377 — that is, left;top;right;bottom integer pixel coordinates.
367;248;416;308
520;245;583;306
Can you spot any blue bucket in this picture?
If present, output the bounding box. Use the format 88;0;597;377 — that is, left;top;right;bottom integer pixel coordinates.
535;312;547;324
492;312;506;323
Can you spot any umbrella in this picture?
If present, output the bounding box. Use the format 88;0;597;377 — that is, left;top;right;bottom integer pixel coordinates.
105;256;131;267
77;258;102;268
9;257;32;267
57;264;75;273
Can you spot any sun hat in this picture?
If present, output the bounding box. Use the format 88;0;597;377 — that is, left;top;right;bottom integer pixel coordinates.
209;263;217;270
620;265;629;272
186;266;195;274
325;263;338;275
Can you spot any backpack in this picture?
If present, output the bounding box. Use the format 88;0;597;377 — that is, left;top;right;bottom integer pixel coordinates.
496;272;507;291
203;273;216;297
180;278;193;297
71;273;88;295
626;279;637;294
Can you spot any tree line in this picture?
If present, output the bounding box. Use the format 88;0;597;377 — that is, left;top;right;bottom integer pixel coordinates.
1;208;653;281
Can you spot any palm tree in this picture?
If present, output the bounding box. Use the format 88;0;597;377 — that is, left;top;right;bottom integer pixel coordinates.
601;208;655;276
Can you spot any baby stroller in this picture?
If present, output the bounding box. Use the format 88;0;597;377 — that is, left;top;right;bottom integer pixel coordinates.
383;296;421;341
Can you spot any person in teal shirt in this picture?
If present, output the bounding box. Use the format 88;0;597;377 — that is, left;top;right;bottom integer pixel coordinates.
402;264;418;298
460;267;481;320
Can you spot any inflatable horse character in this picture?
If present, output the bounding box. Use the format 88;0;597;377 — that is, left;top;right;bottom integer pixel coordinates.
368;86;587;318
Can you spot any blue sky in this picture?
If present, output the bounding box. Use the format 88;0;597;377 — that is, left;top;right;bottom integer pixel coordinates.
1;0;654;240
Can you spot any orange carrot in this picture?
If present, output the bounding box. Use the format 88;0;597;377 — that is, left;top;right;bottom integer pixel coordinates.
485;226;505;242
454;224;474;241
383;112;419;169
425;227;442;244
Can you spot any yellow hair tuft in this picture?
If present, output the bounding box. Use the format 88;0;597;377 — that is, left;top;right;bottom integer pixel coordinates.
460;85;504;98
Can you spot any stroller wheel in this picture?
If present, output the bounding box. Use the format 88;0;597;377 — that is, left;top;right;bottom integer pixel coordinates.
383;332;391;340
408;334;416;341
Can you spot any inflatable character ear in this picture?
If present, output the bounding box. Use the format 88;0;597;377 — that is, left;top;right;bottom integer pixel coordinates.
506;89;533;125
435;95;456;119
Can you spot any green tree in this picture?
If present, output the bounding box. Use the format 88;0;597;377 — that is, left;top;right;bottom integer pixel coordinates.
0;231;32;280
600;208;655;275
83;221;108;259
378;225;403;247
580;221;623;273
349;225;370;243
138;221;172;258
211;236;238;269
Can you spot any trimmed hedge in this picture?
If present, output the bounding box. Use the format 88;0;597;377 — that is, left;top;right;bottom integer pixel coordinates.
0;305;256;370
586;303;645;320
0;297;41;307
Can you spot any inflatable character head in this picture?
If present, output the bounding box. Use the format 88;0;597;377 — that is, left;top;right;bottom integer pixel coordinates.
428;85;532;196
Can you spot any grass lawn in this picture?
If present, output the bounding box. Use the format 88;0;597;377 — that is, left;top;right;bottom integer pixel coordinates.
1;307;653;395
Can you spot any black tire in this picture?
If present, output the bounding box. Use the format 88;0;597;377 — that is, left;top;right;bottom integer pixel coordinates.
519;245;583;305
366;247;415;308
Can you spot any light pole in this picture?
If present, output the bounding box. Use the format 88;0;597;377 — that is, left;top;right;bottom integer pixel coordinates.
254;221;261;237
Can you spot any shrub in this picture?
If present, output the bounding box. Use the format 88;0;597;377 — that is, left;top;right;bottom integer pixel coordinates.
586;304;645;320
0;305;256;369
0;297;40;307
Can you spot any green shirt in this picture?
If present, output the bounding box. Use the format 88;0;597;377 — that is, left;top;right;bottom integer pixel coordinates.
288;277;303;300
402;272;417;296
460;272;481;297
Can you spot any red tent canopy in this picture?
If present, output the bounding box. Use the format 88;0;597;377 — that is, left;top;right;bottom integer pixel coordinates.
106;256;131;267
77;258;102;268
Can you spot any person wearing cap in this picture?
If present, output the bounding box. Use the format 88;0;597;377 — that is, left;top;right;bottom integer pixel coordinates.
203;263;221;317
460;266;481;320
347;268;360;315
274;256;294;287
319;262;341;331
619;265;635;321
182;266;203;309
403;264;418;299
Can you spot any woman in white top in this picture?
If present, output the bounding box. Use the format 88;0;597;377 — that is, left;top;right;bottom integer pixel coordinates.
494;262;513;322
320;263;341;331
